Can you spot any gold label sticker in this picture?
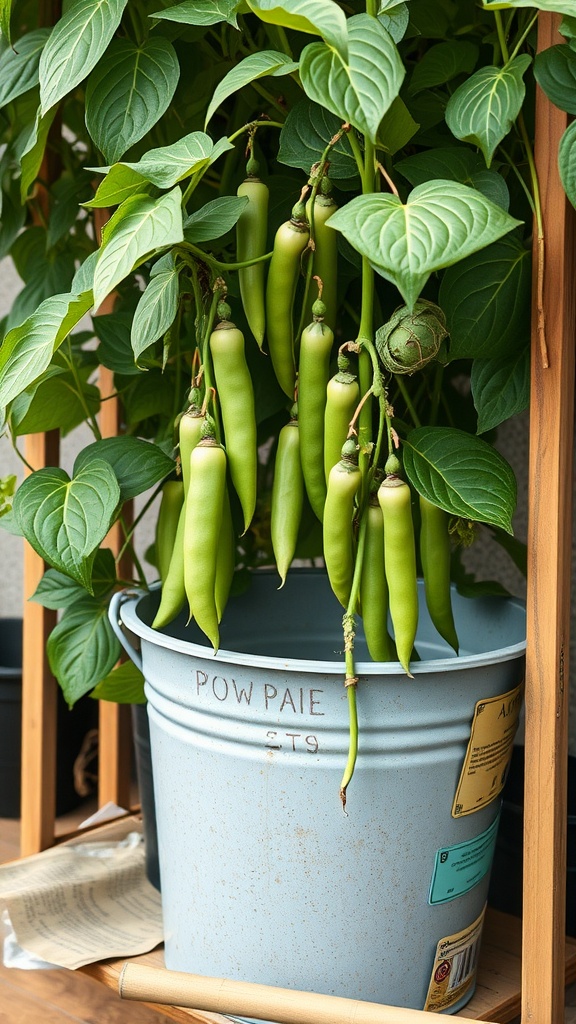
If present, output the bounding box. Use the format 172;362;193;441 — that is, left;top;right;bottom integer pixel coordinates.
452;682;523;818
423;906;486;1013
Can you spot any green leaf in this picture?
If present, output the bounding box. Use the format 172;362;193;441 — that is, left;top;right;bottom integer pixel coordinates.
39;0;128;115
151;0;240;27
408;41;478;95
9;369;100;436
559;119;576;209
46;172;94;247
482;0;575;13
534;44;576;116
73;436;175;500
247;0;348;58
93;187;184;311
471;348;530;434
403;426;517;533
300;14;404;144
377;97;419;156
205;50;298;127
95;133;234;190
30;549;117;609
47;600;121;706
0;29;50;108
93;311;142;375
0;0;14;43
329;180;521;310
20;105;58;201
278;98;358;180
90;659;145;704
131;257;180;361
445;56;532;168
378;0;409;43
560;15;576;42
439;236;531;360
13;461;121;589
0;291;93;407
83;165;152;209
71;250;99;295
184;195;248;243
85;37;180;163
396;146;510;208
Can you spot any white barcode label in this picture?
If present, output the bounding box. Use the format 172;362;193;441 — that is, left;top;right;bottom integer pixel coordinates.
423;906;486;1013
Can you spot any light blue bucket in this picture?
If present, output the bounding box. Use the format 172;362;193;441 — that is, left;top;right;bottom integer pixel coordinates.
110;570;526;1017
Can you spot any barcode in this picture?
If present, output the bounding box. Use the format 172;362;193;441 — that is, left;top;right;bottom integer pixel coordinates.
448;935;481;991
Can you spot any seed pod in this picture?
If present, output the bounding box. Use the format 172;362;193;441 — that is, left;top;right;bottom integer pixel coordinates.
304;191;338;330
271;408;304;587
419;494;459;653
237;174;269;347
360;497;396;662
265;198;309;397
155;480;184;585
324;355;360;485
377;475;418;676
298;313;334;521
375;300;448;375
323;440;361;608
184;436;227;650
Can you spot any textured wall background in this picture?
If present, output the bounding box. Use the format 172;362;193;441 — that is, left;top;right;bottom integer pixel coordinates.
0;255;574;751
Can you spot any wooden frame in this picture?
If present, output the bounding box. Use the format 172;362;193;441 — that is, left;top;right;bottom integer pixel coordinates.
17;11;575;1024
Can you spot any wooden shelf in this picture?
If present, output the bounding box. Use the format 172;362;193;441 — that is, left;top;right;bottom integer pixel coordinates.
80;908;576;1024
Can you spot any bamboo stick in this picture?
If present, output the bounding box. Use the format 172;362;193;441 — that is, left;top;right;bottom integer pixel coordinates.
118;964;497;1024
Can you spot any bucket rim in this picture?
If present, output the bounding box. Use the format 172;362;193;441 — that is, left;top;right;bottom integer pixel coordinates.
114;579;527;677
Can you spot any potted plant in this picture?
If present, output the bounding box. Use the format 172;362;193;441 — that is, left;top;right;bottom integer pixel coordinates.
0;0;573;1013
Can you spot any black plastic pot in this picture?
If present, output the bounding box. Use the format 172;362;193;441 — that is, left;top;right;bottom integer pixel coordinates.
488;745;576;936
0;618;98;819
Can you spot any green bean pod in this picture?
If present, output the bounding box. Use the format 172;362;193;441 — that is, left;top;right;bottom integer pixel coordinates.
419;494;459;653
271;411;304;587
298;317;334;521
183;436;227;650
323;365;360;485
215;486;235;623
155;479;184;584
305;192;338;330
236;175;269;348
265;213;309;398
179;406;205;497
360;498;396;662
210;320;257;533
377;476;418;676
323;440;361;608
152;502;186;629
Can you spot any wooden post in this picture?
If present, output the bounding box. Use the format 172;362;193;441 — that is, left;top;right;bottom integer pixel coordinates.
523;13;575;1024
20;432;60;856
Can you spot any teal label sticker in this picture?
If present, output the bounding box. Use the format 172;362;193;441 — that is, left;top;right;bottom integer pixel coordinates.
429;813;500;905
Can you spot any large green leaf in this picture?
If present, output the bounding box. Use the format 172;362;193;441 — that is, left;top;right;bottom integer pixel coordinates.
151;0;240;26
408;41;478;95
247;0;348;58
90;659;145;704
378;0;410;43
205;51;298;127
13;461;121;589
20;105;58;201
402;426;517;533
278;98;357;180
534;44;576;115
439;236;531;360
30;549;117;609
377;97;419;156
83;166;152;209
184;195;248;242
396;146;510;209
73;436;175;500
93;187;183;310
92;311;142;375
482;0;576;13
95;133;233;190
0;290;93;407
445;56;532;167
0;29;50;108
559;119;576;209
300;14;404;144
131;257;180;360
39;0;128;115
471;349;530;434
85;37;180;163
47;599;121;706
329;181;520;310
9;368;100;436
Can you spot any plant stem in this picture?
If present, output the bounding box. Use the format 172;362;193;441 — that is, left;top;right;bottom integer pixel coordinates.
339;511;368;809
394;374;422;429
509;12;538;62
181;242;273;272
116;482;166;565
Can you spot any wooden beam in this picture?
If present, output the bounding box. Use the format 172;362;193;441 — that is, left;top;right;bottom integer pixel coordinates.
522;13;575;1024
20;431;60;856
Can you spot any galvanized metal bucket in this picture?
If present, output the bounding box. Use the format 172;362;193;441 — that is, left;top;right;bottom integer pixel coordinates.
109;570;526;1016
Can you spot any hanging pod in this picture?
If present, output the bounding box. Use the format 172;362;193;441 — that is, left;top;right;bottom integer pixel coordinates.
324;355;360;485
304;188;338;331
297;302;334;521
271;407;304;587
377;475;418;676
419;494;459;653
265;196;309;398
360;497;396;662
323;439;361;608
236;173;269;348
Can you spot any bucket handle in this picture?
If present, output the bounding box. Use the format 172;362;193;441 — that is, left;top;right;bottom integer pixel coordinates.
108;591;144;672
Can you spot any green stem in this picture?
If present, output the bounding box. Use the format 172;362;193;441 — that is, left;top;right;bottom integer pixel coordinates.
494;10;510;63
499;147;536;215
394;375;421;429
509;12;538;62
116;514;148;586
63;340;102;439
339;511;368;808
429;363;444;428
180;242;273;273
116;482;166;565
250;80;287;114
228;119;285;144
